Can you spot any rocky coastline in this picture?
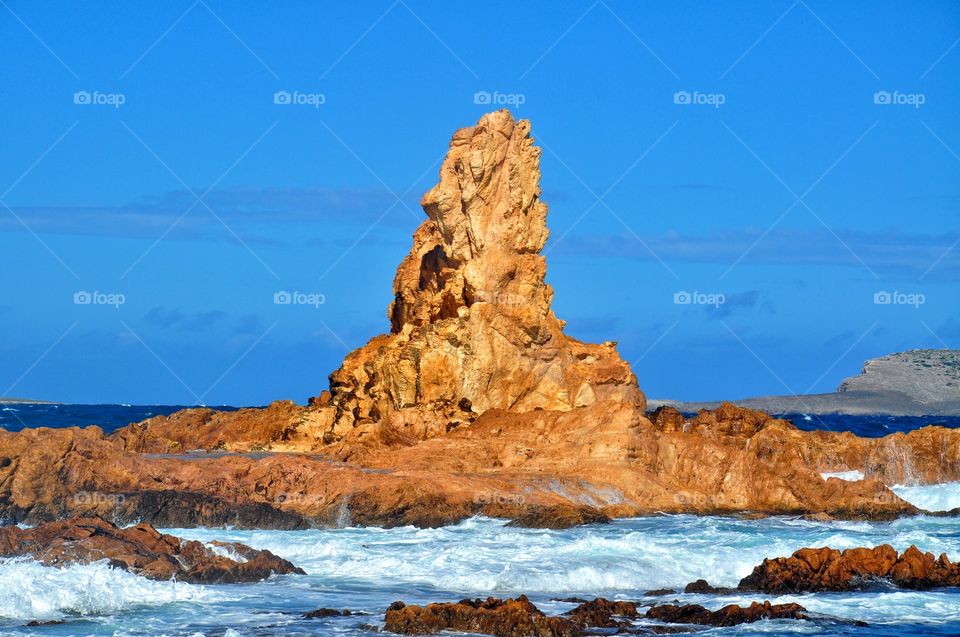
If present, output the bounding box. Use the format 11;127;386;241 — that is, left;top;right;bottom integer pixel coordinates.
1;110;958;532
2;110;959;633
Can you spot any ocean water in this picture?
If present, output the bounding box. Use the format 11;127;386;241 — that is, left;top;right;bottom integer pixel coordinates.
782;413;960;437
1;515;959;636
0;404;244;433
3;404;958;437
1;408;959;635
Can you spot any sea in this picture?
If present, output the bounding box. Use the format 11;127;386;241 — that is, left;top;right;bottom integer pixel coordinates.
1;405;959;636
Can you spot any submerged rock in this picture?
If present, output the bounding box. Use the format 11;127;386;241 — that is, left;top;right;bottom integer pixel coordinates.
303;608;352;619
682;579;734;594
565;597;640;628
647;601;808;626
0;517;304;583
383;596;808;635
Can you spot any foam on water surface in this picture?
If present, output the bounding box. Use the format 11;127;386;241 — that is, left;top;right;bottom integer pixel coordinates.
2;516;958;635
821;470;866;481
892;482;960;511
0;558;223;622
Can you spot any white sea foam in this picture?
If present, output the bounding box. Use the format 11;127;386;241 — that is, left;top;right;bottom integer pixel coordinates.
821;470;865;481
8;515;949;634
892;482;960;512
0;558;223;621
166;515;960;593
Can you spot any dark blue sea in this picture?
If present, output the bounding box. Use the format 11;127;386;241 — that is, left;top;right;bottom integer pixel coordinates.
2;403;958;437
0;403;247;433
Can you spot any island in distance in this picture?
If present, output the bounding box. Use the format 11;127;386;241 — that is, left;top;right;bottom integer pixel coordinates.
651;349;960;416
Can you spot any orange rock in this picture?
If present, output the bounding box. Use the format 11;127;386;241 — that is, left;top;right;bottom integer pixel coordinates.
647;601;808;626
0;517;303;583
384;596;579;637
737;544;960;592
322;109;644;442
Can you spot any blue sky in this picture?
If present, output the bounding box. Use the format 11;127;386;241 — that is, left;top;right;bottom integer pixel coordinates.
0;0;957;405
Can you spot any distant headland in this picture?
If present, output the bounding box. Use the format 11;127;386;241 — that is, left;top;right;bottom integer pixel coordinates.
650;349;960;416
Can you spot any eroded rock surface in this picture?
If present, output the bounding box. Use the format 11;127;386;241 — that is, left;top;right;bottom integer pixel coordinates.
0;517;303;583
322;109;643;443
384;596;579;636
737;544;960;592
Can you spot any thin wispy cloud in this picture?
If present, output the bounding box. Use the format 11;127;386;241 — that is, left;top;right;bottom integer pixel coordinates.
143;307;228;332
709;290;775;319
550;228;960;277
0;186;421;241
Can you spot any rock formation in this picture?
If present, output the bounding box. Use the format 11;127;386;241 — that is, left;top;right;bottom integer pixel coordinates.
320;109;643;443
737;544;960;592
0;517;303;583
1;111;960;529
383;596;809;634
646;601;809;626
384;596;579;636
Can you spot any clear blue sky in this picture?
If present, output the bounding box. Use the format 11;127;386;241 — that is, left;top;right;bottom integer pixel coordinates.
1;0;957;405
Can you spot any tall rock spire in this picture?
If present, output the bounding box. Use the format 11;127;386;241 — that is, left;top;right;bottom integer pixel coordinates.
389;110;551;332
323;110;644;442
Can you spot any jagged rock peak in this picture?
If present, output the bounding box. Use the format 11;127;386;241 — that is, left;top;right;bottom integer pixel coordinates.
322;110;644;442
389;109;552;333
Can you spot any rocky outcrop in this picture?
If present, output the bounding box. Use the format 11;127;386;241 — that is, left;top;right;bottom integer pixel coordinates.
111;400;308;453
0;399;936;529
649;402;960;494
321;110;643;443
646;601;808;626
0;517;303;583
383;596;808;635
384;596;579;636
303;608;353;619
737;544;960;592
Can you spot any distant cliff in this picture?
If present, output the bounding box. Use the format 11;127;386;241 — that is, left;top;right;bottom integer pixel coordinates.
650;349;960;416
838;349;960;405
